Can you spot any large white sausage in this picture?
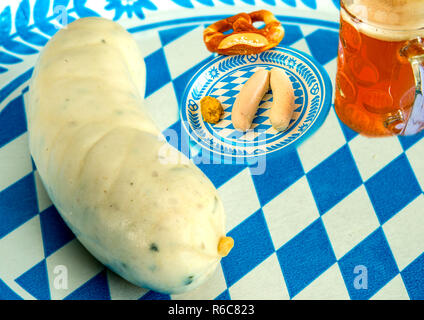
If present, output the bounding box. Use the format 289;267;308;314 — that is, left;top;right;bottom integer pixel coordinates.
231;69;270;131
269;68;295;131
27;17;232;294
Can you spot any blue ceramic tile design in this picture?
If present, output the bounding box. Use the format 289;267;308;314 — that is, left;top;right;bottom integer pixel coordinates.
221;209;275;288
401;253;424;300
144;48;172;98
0;173;38;238
15;259;50;300
365;154;422;225
307;145;362;215
64;270;111;300
276;218;336;298
251;149;304;207
39;206;75;258
338;228;399;300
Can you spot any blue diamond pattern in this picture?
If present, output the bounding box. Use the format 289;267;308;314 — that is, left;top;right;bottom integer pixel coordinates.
281;24;304;46
337;114;359;142
221;89;239;98
251;115;269;125
401;253;424;300
398;130;424;151
172;55;214;105
338;228;399;300
215;289;231;300
251;149;304;206
365;154;422;225
159;25;198;46
305;29;339;65
64;270;111;300
221;96;236;105
39;206;75;258
15;259;50;300
307;145;363;215
196;161;247;189
0;279;23;300
0;173;38;238
0;95;27;149
221;82;239;90
140;290;171;300
221;209;275;287
144;48;172;98
276;218;336;298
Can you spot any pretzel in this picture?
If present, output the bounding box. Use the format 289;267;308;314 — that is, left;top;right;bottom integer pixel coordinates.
203;10;285;55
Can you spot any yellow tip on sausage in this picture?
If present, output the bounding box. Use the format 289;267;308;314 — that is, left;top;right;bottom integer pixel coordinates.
218;236;234;257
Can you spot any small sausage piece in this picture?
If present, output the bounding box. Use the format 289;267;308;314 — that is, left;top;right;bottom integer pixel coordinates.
232;69;270;131
269;68;296;131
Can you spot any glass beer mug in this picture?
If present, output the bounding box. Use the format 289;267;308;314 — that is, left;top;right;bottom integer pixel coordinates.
335;0;424;136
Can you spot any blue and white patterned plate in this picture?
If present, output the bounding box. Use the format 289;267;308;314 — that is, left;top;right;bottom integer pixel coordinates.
181;46;332;159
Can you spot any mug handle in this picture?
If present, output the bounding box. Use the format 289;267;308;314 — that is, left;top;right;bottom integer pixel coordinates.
400;38;424;136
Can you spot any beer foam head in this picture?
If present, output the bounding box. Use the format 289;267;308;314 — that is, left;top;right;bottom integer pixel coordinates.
343;0;424;41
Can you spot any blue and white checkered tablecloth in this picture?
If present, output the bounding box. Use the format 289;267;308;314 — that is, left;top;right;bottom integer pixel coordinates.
0;0;423;300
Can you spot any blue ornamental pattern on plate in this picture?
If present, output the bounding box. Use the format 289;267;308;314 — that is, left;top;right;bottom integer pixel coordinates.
181;46;332;158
